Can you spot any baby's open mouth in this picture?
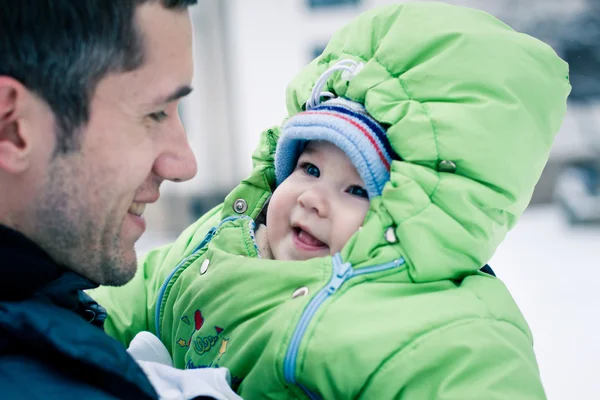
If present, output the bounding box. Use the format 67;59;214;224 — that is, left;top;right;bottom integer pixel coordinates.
293;227;327;249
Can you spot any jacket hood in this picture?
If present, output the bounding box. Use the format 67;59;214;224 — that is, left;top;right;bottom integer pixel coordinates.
249;3;570;282
285;3;570;282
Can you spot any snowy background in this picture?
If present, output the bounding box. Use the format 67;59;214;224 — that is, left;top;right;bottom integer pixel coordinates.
489;205;599;400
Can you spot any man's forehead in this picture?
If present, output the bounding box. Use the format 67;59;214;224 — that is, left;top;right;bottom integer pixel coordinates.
132;3;194;101
135;2;193;62
92;3;193;108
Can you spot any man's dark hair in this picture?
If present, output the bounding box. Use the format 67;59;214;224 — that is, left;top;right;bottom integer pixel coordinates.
0;0;197;154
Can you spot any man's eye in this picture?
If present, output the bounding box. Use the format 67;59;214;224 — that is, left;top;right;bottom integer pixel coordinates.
348;185;369;199
149;111;168;122
302;163;320;178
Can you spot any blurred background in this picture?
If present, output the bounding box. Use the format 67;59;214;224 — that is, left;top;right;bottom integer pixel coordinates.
137;1;599;398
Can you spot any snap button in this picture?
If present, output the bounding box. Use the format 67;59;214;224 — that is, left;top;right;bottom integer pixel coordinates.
385;227;398;244
437;160;456;173
200;259;210;275
233;199;248;214
292;287;309;299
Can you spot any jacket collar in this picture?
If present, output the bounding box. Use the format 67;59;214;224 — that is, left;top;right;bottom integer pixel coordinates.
0;224;99;305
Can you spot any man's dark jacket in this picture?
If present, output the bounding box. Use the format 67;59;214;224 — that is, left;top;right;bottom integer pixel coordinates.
0;225;158;399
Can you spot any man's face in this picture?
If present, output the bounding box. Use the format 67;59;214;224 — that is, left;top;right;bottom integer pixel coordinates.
267;141;371;261
32;3;197;285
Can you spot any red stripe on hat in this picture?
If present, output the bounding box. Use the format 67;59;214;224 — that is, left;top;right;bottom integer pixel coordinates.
302;111;390;170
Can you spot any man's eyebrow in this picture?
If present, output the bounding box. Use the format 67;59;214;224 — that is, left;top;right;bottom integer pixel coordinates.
154;85;193;106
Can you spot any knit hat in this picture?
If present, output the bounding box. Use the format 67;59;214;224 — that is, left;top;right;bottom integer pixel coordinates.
275;97;399;198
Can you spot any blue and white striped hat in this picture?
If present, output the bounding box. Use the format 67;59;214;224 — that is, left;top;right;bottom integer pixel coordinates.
275;97;399;199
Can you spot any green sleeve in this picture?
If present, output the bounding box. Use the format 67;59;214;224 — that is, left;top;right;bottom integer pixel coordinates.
359;319;546;399
87;243;171;347
88;204;223;347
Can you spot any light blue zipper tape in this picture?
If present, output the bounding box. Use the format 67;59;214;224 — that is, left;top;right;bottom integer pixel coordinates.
283;253;405;398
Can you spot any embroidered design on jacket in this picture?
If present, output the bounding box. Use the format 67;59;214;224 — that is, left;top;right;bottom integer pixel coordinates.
217;338;229;360
178;310;213;347
176;309;226;356
193;326;223;356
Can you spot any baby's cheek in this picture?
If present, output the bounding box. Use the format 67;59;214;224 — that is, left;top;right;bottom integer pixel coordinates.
265;212;284;257
338;215;365;250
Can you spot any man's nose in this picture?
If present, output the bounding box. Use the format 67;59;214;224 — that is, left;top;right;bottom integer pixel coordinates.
153;117;198;183
297;187;329;218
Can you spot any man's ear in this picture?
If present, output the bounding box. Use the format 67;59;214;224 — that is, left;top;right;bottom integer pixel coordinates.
0;77;31;173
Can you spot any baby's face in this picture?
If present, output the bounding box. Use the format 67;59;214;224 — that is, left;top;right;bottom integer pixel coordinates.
267;141;370;261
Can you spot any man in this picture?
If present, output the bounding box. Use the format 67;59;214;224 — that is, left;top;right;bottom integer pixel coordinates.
0;1;207;398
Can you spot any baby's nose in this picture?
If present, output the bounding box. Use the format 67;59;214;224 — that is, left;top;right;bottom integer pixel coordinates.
298;188;329;218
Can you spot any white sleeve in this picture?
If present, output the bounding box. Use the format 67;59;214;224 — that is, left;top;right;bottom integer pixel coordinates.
127;331;243;400
135;361;244;400
127;331;175;367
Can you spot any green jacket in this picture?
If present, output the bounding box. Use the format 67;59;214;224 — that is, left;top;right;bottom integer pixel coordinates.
91;3;570;399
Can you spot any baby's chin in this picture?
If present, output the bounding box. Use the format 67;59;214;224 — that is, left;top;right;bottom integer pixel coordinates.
294;247;331;261
273;248;330;261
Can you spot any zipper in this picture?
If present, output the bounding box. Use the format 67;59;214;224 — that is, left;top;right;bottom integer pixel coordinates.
283;253;405;398
154;216;249;340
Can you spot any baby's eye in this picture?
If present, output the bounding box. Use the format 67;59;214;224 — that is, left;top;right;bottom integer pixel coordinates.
302;163;320;178
347;185;369;199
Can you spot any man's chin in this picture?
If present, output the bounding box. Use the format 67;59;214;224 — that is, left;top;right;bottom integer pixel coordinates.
101;263;137;286
96;248;138;286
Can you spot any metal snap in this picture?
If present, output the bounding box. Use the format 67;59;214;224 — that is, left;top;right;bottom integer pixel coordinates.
200;259;210;275
385;227;398;244
437;160;457;173
292;287;309;299
233;199;248;214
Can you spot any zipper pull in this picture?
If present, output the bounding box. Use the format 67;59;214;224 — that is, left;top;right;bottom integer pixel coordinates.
206;227;217;240
327;255;353;294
